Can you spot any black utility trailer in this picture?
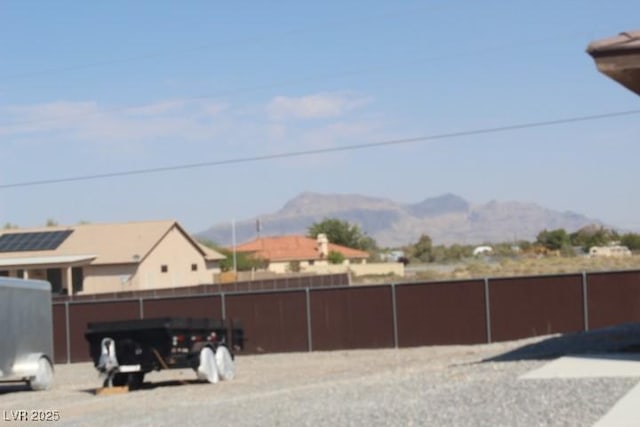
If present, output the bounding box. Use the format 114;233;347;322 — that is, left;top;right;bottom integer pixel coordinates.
85;317;240;389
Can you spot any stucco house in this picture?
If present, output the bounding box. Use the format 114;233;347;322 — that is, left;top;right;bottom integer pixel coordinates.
231;234;369;274
0;220;225;295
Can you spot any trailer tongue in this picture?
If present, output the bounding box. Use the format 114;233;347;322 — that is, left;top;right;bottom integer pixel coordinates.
85;317;239;390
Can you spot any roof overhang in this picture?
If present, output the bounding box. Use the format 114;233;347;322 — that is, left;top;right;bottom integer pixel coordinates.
587;31;640;96
0;254;97;269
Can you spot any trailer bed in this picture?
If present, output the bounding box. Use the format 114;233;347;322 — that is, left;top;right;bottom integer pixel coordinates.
85;317;238;389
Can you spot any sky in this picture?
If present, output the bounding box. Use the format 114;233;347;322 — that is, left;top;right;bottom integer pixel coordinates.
1;1;640;237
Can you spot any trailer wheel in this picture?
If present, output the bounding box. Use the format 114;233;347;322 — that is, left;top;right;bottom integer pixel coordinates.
196;347;219;383
127;372;145;390
215;346;235;381
111;372;145;390
29;357;53;391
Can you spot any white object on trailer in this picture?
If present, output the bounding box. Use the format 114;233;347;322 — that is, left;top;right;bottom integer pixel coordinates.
0;277;54;391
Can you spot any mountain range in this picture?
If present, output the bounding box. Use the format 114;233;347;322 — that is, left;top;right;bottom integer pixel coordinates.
196;192;601;248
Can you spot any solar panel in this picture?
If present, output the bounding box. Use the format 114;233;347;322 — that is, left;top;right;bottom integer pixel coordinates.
0;230;73;252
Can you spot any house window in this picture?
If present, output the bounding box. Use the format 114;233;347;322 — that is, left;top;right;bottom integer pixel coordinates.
161;265;168;273
309;260;315;266
191;264;198;271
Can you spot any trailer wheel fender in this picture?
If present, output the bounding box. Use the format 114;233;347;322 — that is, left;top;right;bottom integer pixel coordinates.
215;346;235;381
196;346;219;384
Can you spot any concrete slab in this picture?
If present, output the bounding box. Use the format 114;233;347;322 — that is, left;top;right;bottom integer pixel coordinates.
520;353;640;379
593;381;640;427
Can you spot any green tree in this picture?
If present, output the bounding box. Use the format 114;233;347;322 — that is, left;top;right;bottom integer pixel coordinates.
45;218;59;227
327;250;346;264
217;249;267;272
2;222;18;230
307;218;377;251
447;244;473;261
411;234;433;262
621;233;640;251
197;238;266;272
570;226;618;251
536;229;570;251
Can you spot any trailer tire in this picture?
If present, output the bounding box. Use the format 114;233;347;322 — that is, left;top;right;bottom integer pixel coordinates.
128;372;145;390
196;347;219;383
215;346;235;381
111;372;144;390
29;357;53;391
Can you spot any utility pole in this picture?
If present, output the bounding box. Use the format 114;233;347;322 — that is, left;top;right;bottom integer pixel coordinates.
232;219;237;273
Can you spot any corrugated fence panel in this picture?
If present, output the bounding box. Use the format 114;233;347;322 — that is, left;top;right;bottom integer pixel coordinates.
588;270;640;329
395;280;487;347
225;291;308;354
142;295;222;319
52;304;68;364
310;286;394;351
490;274;584;342
68;300;140;363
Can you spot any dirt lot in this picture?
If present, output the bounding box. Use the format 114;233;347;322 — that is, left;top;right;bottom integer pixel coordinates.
0;335;636;427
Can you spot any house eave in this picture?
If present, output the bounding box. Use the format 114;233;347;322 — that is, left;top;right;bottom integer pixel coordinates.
587;31;640;96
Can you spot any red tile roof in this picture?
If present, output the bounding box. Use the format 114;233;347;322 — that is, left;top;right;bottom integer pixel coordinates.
232;235;369;262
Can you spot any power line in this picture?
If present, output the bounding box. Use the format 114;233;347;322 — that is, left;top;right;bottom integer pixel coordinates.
1;109;638;190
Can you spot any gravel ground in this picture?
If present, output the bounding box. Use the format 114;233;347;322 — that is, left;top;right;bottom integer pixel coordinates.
1;330;639;427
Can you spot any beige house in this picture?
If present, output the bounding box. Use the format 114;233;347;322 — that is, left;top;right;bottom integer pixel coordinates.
0;220;225;295
232;234;369;274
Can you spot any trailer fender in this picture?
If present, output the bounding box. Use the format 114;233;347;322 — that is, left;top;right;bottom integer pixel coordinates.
215;346;235;381
196;346;219;384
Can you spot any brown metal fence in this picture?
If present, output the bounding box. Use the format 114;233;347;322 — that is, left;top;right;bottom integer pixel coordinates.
310;286;395;351
587;270;640;329
395;280;487;347
226;291;309;353
52;270;640;363
489;274;585;342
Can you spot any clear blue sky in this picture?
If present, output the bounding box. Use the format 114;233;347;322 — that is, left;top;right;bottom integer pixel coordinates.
1;1;639;235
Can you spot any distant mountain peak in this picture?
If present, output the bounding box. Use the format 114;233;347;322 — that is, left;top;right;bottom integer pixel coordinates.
408;193;470;217
278;192;399;217
197;191;603;247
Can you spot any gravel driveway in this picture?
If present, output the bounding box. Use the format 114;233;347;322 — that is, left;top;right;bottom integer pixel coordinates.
1;330;639;427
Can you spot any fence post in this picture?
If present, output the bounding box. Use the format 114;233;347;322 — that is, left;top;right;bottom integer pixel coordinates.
391;283;399;349
306;288;313;352
582;271;589;331
65;301;71;364
484;277;492;344
221;292;226;321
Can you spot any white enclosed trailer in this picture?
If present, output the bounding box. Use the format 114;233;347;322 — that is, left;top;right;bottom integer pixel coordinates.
0;278;54;390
